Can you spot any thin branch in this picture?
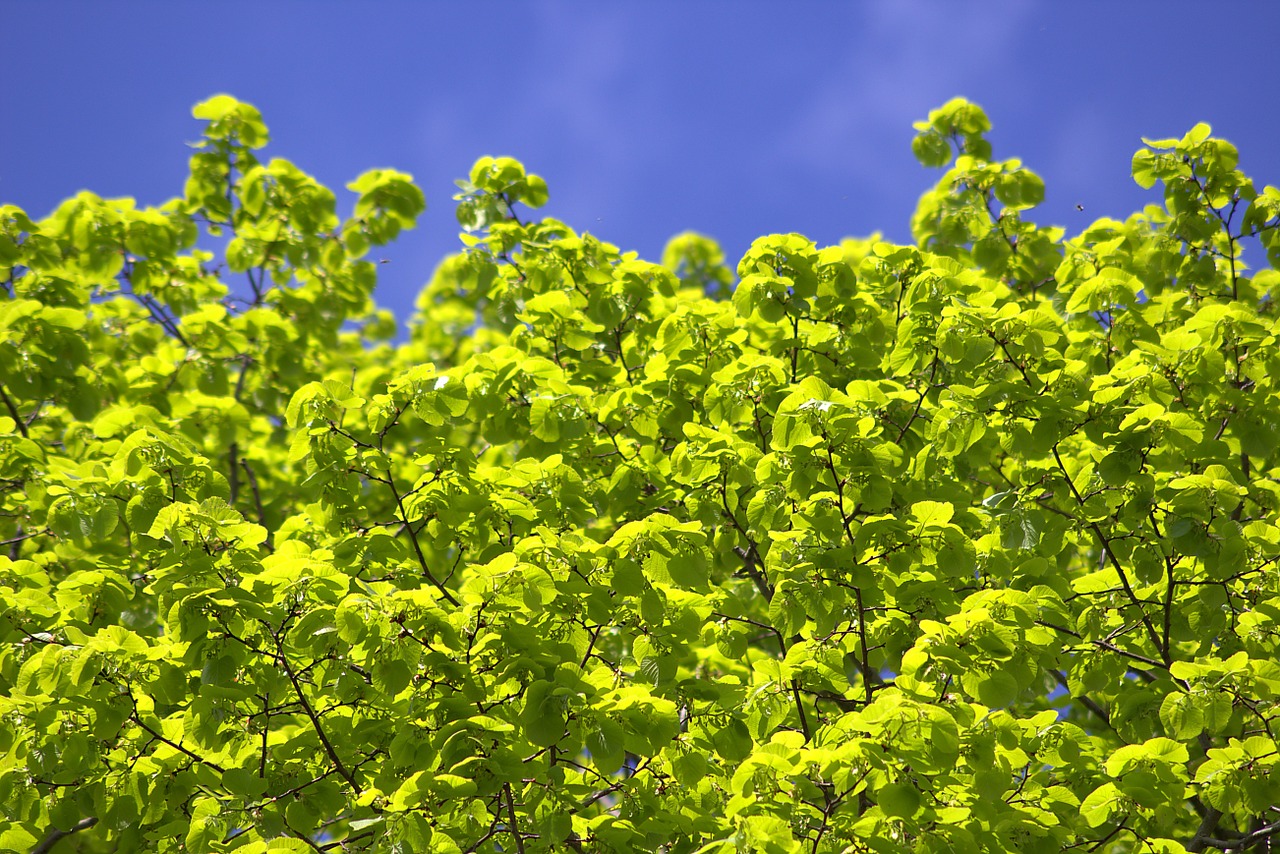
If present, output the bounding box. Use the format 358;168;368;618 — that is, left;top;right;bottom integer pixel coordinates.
277;642;362;795
1093;640;1166;673
31;817;98;854
718;472;772;600
1052;444;1166;662
894;351;939;443
0;384;28;437
1202;816;1280;852
134;292;191;348
1;527;44;548
384;468;459;606
504;782;526;854
132;713;225;772
815;430;877;703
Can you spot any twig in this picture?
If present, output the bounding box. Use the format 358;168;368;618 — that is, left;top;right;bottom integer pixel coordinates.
131;713;225;773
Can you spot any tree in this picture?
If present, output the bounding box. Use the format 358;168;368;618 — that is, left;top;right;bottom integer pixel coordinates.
2;93;1279;854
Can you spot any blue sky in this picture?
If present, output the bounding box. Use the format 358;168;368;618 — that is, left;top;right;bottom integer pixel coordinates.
5;2;1280;326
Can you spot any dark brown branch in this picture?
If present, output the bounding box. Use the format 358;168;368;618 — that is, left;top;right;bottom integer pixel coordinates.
1202;816;1280;852
132;713;225;773
31;817;98;854
1052;445;1166;662
852;586;875;704
1050;670;1115;733
791;679;813;742
1188;806;1224;852
504;782;526;854
239;459;270;550
384;468;459;606
0;383;28;437
228;441;240;506
228;359;251;507
718;472;772;600
278;644;362;795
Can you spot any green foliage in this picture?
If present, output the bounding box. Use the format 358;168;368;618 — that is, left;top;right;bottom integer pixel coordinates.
3;94;1280;853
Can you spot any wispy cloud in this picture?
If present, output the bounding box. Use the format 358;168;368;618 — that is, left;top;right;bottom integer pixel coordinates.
509;5;670;219
775;1;1035;192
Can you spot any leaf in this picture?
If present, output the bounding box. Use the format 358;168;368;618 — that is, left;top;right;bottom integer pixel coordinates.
521;680;565;747
912;130;952;168
586;718;626;775
390;771;430;811
193;94;242;121
878;782;921;818
910;500;954;531
966;670;1019;709
267;839;321;851
1159;692;1204;740
1080;782;1123;828
768;590;806;638
1132;149;1159;189
712;718;753;762
373;658;413;696
10;93;1280;854
0;828;38;850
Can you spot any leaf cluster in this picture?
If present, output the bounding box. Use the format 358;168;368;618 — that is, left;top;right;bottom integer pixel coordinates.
3;95;1280;853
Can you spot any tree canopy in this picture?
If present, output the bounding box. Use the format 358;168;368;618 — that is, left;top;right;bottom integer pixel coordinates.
3;95;1280;853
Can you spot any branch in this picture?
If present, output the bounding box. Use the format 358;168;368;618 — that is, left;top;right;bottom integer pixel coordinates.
228;359;251;507
0;383;28;437
1203;816;1280;852
134;292;191;348
504;782;526;854
383;469;459;606
818;431;876;704
1;527;45;548
1049;670;1116;733
277;643;362;795
131;711;225;772
718;472;772;600
1052;444;1166;661
229;441;240;506
1093;640;1167;673
1188;806;1224;852
31;817;98;854
240;458;270;549
790;679;813;742
852;586;874;704
894;352;939;443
